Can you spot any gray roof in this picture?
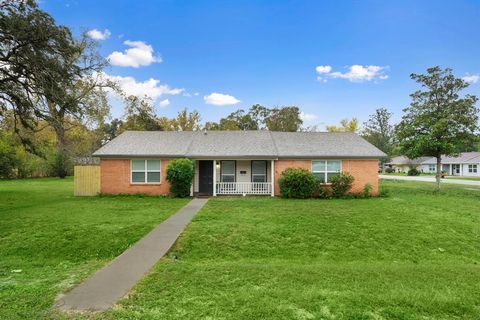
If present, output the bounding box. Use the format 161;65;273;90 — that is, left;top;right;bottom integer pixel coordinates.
422;152;480;164
387;156;431;165
93;131;386;159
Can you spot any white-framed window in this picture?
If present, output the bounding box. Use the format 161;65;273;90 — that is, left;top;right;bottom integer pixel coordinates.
131;159;161;184
428;164;436;172
312;160;341;184
251;160;267;183
468;164;478;173
221;160;236;182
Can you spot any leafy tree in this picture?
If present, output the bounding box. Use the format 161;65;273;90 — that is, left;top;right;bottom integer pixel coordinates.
166;158;195;197
326;118;359;133
159;108;201;131
396;67;479;190
249;104;270;129
102;118;123;142
362;108;394;155
120;96;162;132
265;106;303;132
0;0;108;177
0;130;17;178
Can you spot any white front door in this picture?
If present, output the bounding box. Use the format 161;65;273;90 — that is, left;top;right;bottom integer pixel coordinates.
452;164;461;175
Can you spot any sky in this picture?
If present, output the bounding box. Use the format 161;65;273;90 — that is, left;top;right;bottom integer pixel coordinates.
41;0;480;129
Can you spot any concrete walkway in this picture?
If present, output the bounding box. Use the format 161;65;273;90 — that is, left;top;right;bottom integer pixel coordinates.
380;175;480;187
54;198;208;312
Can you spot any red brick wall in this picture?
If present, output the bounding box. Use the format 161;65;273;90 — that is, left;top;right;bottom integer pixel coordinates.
100;159;171;195
273;159;379;196
342;160;379;195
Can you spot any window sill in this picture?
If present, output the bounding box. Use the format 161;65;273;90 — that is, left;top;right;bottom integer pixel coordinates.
130;183;162;186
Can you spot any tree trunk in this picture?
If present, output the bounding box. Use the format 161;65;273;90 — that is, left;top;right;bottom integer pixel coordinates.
435;155;442;191
49;100;68;178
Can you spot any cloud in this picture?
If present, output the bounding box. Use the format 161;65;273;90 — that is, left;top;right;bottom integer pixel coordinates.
159;99;170;108
316;64;389;82
315;65;332;74
87;29;111;40
462;74;480;84
97;72;183;102
107;40;161;68
203;92;240;106
300;112;318;122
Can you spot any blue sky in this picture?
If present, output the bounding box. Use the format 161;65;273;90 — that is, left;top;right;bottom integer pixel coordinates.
41;0;480;129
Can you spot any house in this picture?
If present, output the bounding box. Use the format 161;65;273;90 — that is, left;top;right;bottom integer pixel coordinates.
386;156;431;173
92;131;386;196
421;152;480;176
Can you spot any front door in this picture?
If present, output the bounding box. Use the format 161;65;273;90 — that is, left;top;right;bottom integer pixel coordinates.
452;164;461;175
198;160;213;195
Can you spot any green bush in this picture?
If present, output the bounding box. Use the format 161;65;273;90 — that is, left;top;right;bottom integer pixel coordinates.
279;167;317;199
166;158;195;197
385;167;394;173
330;172;355;198
315;184;332;199
362;183;372;198
407;168;420;176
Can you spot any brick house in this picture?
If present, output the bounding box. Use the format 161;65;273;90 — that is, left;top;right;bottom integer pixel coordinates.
93;131;386;196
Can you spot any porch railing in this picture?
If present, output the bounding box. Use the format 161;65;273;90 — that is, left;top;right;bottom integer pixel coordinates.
216;182;272;195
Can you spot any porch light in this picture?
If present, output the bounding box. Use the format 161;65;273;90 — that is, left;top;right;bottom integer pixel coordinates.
216;161;220;169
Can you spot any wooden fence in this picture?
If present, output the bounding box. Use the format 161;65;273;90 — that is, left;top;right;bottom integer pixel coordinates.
74;165;100;196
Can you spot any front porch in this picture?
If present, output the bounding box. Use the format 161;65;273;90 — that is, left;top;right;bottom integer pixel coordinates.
193;159;275;196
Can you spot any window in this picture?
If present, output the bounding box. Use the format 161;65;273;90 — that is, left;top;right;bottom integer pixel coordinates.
428;164;436;172
251;161;267;183
221;161;235;182
312;160;341;183
468;164;477;173
131;160;161;183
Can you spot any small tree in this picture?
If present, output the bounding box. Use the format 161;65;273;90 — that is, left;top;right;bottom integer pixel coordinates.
166;158;195;197
396;67;479;190
279;168;316;198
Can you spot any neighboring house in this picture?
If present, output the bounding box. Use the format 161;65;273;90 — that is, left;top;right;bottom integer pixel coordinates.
386;156;431;173
92;131;386;196
421;152;480;176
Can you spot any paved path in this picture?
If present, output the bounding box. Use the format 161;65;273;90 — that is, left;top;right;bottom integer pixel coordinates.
380;175;480;187
54;198;208;312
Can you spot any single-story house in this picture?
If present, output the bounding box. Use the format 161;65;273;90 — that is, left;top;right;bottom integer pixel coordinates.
421;152;480;176
386;156;431;173
92;131;386;196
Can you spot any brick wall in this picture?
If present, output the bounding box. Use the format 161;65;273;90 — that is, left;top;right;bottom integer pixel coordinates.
100;159;171;195
273;159;379;196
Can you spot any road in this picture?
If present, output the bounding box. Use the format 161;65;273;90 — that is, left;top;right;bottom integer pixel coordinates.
379;175;480;187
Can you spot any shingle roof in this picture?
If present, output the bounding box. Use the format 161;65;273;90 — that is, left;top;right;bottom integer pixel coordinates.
387;156;431;165
93;130;386;159
422;152;480;164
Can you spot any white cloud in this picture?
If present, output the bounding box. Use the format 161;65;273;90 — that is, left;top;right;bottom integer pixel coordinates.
315;65;332;74
159;99;170;108
194;92;199;96
203;92;240;106
107;40;161;68
315;64;389;82
87;29;111;40
300;112;318;122
97;72;183;102
462;74;480;84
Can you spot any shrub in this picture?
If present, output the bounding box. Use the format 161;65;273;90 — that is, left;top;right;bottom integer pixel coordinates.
362;183;372;198
166;158;195;198
314;183;332;199
330;172;355;198
407;168;420;176
385;167;394;173
279;167;317;199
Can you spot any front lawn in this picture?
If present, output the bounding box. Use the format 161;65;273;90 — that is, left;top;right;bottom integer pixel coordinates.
0;178;189;320
103;181;480;320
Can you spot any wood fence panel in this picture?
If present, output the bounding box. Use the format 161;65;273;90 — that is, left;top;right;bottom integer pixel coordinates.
74;166;100;196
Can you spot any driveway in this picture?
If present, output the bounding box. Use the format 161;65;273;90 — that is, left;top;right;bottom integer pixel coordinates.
380;175;480;187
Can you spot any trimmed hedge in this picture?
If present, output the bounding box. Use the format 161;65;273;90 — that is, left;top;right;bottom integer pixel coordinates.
166;158;195;197
330;172;355;197
279;167;317;199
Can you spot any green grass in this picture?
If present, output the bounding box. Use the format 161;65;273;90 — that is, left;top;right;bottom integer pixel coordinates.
0;178;189;320
99;181;480;320
444;176;480;181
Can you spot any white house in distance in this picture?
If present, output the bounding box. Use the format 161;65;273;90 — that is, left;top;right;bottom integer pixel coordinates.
387;152;480;177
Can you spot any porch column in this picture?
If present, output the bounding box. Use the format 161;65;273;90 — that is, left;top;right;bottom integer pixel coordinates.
271;159;275;197
213;160;217;196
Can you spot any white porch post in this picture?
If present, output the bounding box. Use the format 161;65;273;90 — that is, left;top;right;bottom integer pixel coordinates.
213;160;217;196
271;159;275;197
